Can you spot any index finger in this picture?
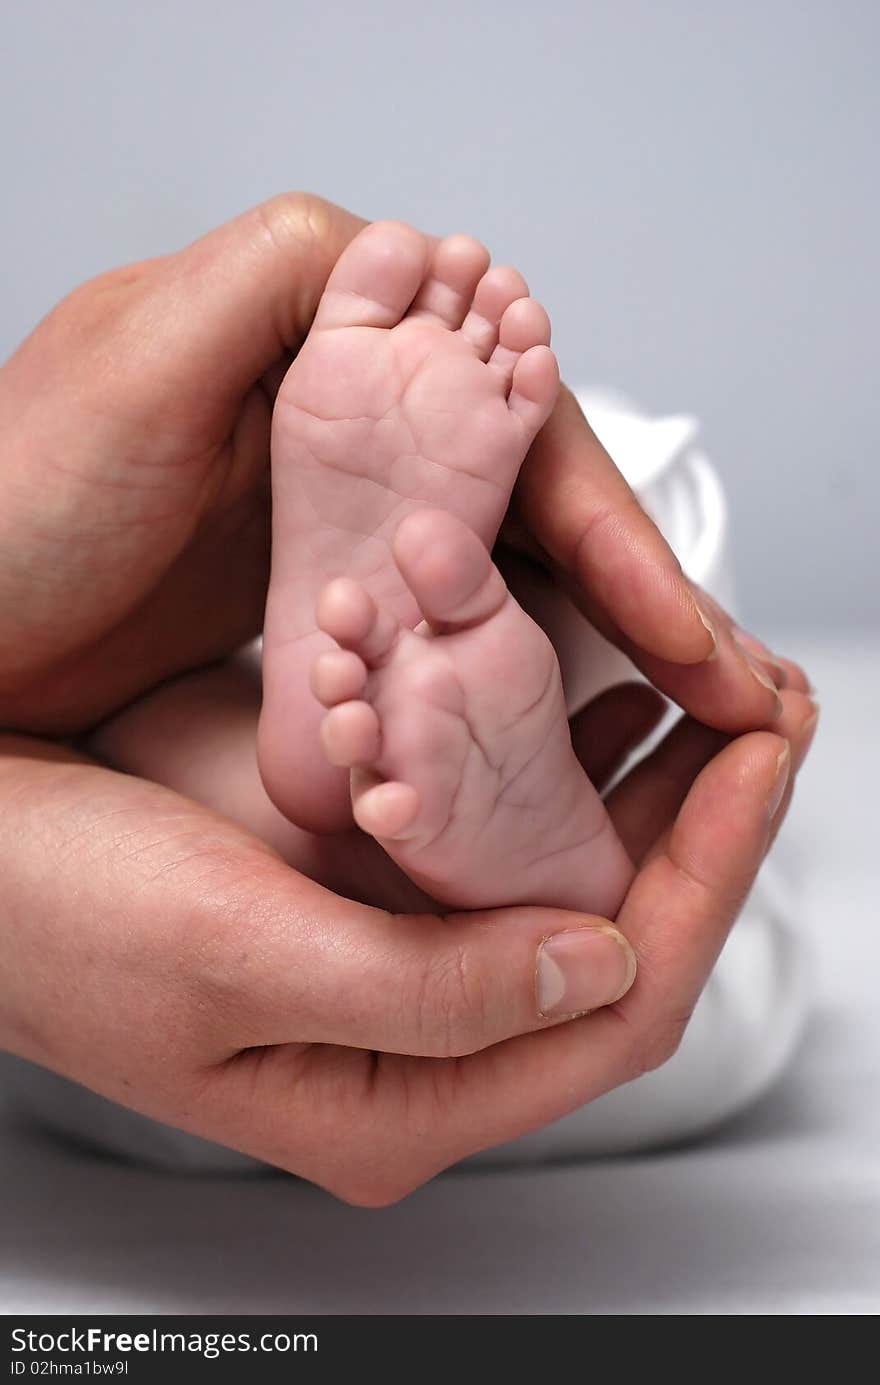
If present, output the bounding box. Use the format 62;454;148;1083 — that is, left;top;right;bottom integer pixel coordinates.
513;384;716;665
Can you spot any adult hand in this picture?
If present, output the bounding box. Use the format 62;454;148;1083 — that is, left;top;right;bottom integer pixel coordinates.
510;387;806;729
0;192;795;735
0;682;814;1204
0;191;816;1202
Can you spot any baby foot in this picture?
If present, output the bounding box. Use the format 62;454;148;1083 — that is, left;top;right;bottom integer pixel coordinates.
259;220;559;832
311;509;634;917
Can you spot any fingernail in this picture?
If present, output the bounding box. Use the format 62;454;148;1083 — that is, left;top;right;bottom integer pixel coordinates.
796;703;820;767
761;657;787;689
731;623;773;660
731;626;787;688
737;643;784;717
694;601;718;661
537;926;637;1019
767;743;791;821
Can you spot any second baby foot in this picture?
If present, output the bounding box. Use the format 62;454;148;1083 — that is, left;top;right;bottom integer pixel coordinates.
311;509;634;917
259;220;559;833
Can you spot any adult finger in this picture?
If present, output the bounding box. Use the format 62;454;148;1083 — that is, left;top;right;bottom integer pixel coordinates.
164;193;369;414
728;620;811;695
765;694;819;851
197;872;637;1060
0;194;371;733
606;687;819;863
209;730;795;1202
512;387;786;731
92;193;368;427
513;385;716;664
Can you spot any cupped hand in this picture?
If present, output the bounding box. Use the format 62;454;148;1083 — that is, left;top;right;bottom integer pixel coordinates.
0;192;798;736
510;386;808;728
0;191;817;1202
0;683;815;1204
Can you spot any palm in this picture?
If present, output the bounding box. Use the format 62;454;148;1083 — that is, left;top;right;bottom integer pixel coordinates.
0;194;368;733
0;270;276;731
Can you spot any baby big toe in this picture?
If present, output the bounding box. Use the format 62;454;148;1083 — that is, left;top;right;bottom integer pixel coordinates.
393;509;508;632
313;221;429;330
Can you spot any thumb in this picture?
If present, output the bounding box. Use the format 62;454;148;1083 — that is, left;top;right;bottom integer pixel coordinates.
165;192;367;402
214;866;637;1060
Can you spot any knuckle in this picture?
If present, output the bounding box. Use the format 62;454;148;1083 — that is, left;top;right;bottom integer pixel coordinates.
411;945;487;1059
163;867;287;1042
327;1128;430;1207
250;191;344;340
252;190;332;260
329;1168;418;1208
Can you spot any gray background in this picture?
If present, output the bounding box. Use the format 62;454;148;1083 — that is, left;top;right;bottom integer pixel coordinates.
2;0;876;630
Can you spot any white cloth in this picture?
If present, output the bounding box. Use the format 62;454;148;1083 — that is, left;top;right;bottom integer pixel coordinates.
0;391;809;1169
470;388;808;1160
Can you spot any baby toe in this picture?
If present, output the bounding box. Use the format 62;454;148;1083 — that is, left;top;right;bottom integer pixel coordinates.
460;265;529;360
393;509;508;632
316;578;399;665
487;297;552;390
310;649;368;707
408;234;490;330
507;344;560;435
352;779;421;839
320;700;381;768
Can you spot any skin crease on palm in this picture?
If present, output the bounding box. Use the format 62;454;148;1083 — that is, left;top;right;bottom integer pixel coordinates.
0;193;818;1203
